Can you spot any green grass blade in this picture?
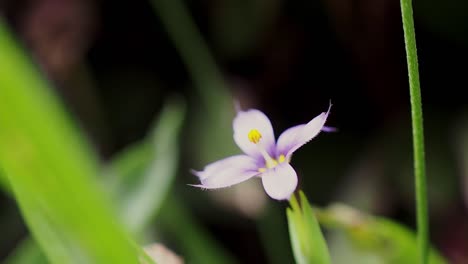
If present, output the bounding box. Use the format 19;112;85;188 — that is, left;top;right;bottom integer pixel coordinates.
287;191;331;264
3;238;49;264
0;20;145;264
106;99;185;236
105;100;237;264
3;99;185;263
150;0;228;108
150;0;238;166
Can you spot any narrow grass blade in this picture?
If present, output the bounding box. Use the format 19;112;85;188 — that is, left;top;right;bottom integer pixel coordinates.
287;191;331;264
107;99;185;236
3;238;48;264
0;20;146;264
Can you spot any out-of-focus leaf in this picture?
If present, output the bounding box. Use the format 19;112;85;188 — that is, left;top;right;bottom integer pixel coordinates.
3;100;185;264
0;168;12;193
3;238;49;264
151;0;238;166
287;191;331;264
159;194;237;264
316;204;448;264
0;20;147;264
212;0;281;58
104;97;236;264
106;99;185;236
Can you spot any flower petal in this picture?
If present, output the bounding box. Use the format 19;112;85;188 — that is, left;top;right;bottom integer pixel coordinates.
276;106;330;158
261;163;298;200
192;155;260;189
233;109;275;159
275;124;305;157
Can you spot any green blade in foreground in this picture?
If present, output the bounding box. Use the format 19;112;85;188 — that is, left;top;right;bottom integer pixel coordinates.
107;99;185;236
0;20;146;264
3;238;49;264
287;191;331;264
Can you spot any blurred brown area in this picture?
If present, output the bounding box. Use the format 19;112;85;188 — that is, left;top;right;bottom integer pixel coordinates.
1;0;467;263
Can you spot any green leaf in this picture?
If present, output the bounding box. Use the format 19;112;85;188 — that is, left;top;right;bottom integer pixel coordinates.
287;191;331;264
316;204;448;264
3;238;49;264
105;100;237;264
106;99;185;236
0;20;146;264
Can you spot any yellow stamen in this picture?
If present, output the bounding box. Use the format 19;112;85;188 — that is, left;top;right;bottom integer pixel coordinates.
247;130;289;172
278;154;286;163
265;159;278;169
248;129;262;144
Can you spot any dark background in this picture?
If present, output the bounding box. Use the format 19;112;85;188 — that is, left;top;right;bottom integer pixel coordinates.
1;0;467;263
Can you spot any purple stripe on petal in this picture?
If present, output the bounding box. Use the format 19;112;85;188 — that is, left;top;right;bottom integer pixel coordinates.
233;109;276;159
261;163;298;200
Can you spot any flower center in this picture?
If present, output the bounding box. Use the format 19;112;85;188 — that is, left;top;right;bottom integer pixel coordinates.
248;129;262;144
247;129;287;173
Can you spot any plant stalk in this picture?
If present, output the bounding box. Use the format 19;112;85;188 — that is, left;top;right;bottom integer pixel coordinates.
400;1;428;263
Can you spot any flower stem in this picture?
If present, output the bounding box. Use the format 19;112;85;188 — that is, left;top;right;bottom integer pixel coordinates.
400;1;428;263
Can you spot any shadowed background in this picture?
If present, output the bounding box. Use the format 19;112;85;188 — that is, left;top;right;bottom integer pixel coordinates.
1;0;467;263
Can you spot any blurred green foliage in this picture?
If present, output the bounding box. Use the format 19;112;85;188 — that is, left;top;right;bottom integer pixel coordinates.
0;0;461;262
287;191;331;264
4;239;48;264
151;0;238;166
317;204;448;264
0;20;148;263
106;99;185;236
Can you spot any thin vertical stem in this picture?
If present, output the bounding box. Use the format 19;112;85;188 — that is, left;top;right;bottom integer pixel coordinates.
400;1;428;263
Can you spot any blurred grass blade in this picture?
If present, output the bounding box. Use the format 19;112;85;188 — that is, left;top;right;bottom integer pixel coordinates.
0;20;147;263
316;204;447;264
150;0;228;107
3;238;48;264
287;191;331;264
151;0;238;165
159;193;237;264
3;99;185;263
105;99;237;264
107;99;185;236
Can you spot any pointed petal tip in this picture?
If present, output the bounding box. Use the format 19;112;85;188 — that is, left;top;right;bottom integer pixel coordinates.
188;183;204;188
276;104;331;157
321;126;337;132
